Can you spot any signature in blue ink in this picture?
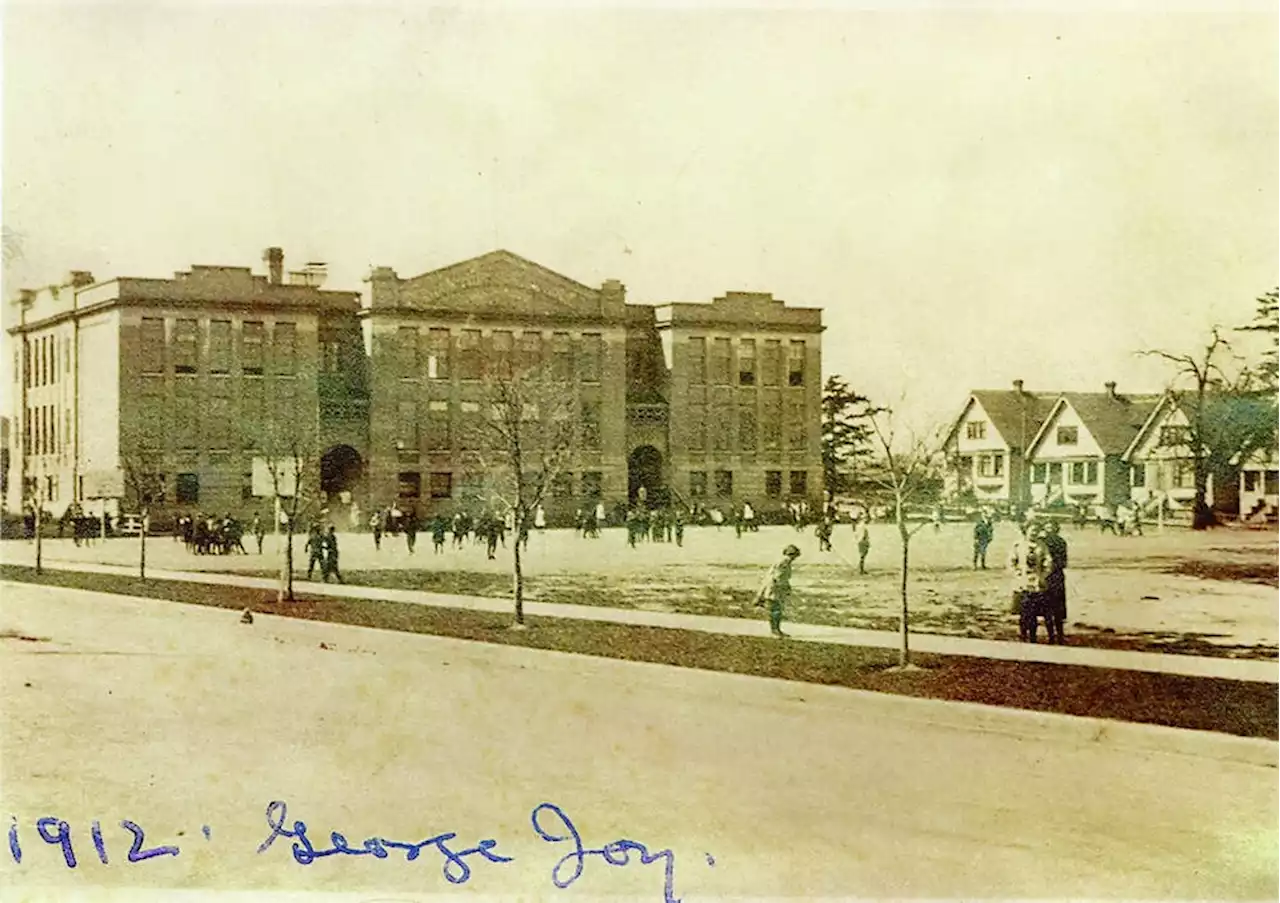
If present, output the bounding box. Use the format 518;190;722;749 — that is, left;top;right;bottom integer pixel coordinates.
256;800;512;884
531;802;681;903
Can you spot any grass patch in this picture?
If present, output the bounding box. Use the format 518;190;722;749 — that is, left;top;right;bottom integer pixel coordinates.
3;563;1276;741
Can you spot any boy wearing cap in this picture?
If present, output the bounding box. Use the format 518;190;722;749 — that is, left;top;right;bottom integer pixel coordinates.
757;544;802;638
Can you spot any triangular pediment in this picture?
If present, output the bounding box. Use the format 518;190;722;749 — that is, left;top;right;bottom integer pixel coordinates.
398;250;602;315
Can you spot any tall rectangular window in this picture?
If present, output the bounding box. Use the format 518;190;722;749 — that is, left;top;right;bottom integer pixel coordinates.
688;338;706;386
711;338;731;386
398;326;419;378
427;328;450;379
738;403;757;451
426;400;450;451
714;469;734;497
580;334;602;383
176;473;200;504
429;472;453;499
789;470;808;497
140;318;165;375
581;472;602;498
687;404;706;451
765;470;783;498
580;399;601;450
240;380;264;448
519;332;542;375
491;331;514;380
242;321;264;375
712;407;732;452
459;400;482;450
787;341;806;387
551;332;572;381
398;472;421;500
398;401;418;452
458;330;482;380
175;385;199;449
274;322;297;376
689;471;707;498
787;399;806;450
173;319;198;374
208;320;232;374
738;339;756;386
208;396;232;448
762;394;782;450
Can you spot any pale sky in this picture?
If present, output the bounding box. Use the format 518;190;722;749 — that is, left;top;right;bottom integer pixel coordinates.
3;2;1276;431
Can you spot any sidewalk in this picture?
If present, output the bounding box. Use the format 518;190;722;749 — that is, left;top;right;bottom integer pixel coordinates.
9;554;1277;684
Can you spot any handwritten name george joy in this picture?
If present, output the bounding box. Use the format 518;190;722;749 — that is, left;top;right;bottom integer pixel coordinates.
7;801;708;903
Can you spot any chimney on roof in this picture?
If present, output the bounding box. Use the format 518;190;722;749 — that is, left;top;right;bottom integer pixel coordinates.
67;271;94;289
1105;381;1118;398
263;247;284;286
18;289;36;306
601;279;626;305
1013;379;1024;394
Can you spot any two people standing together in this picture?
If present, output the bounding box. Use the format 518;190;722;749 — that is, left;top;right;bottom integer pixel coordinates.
1008;521;1068;644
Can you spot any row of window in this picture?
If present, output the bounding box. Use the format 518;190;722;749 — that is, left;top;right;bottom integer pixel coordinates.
688;338;806;388
393;399;602;452
686;399;807;452
139;318;297;376
966;421;1193;451
1243;470;1280;495
23;404;69;456
1031;461;1099;486
390;328;602;384
688;469;809;499
395;470;605;501
18;334;71;389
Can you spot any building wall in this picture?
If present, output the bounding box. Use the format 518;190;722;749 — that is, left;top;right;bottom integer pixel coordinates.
946;398;1013;501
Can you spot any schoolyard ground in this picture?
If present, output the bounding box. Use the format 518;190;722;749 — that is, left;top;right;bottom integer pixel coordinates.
3;520;1276;658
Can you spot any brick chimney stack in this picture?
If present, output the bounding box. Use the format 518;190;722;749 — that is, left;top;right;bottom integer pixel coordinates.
263;247;284;286
68;271;95;288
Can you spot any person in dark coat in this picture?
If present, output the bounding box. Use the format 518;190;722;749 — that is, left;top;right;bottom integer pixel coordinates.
756;544;802;639
404;509;419;554
1041;521;1069;644
305;524;326;579
322;524;343;583
972;514;994;569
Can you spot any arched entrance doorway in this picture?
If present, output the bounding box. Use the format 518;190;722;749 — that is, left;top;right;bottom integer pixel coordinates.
320;445;364;522
628;445;666;507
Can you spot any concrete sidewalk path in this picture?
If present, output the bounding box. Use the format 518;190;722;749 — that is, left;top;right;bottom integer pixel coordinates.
10;555;1279;684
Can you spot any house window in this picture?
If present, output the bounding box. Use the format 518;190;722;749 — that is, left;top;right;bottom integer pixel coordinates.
427;328;450;379
738;403;757;452
580;400;601;450
398;472;421;500
491;331;514;380
966;421;986;440
687;338;706;386
765;470;783;498
789;470;808;497
581;472;602;498
274;322;297;376
787;341;806;387
738;339;756;386
1031;462;1047;483
429;472;452;499
140;318;165;375
173;319;198;374
519;332;542;374
689;471;707;498
1069;461;1098;485
786;399;806;450
176;472;200;505
1159;425;1190;447
580;334;602;383
426;400;450;451
1049;462;1063;484
1056;426;1078;446
208;320;232;374
242;321;264;375
397;326;420;378
1265;470;1279;495
458;330;482;380
686;405;706;452
714;469;733;497
1243;471;1258;492
977;453;1004;478
711;338;731;386
551;332;572;381
761;340;781;387
1131;465;1146;487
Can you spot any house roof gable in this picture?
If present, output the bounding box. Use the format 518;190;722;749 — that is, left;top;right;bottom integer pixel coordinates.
1030;392;1163;457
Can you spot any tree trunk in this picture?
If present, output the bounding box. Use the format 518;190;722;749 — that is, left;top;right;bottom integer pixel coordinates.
285;522;295;603
513;510;525;625
898;508;910;668
139;507;147;580
1192;460;1216;530
34;504;42;576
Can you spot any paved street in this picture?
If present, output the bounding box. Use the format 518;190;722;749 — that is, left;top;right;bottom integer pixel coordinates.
1;580;1276;900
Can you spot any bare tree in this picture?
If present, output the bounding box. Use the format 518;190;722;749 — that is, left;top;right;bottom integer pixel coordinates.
121;451;166;579
1140;326;1273;529
865;406;947;670
459;365;575;627
256;430;318;604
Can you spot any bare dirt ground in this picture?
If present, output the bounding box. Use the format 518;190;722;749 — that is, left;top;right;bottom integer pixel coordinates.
5;521;1277;659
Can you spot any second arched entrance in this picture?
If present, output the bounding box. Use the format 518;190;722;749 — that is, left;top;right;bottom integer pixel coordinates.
628;445;666;508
